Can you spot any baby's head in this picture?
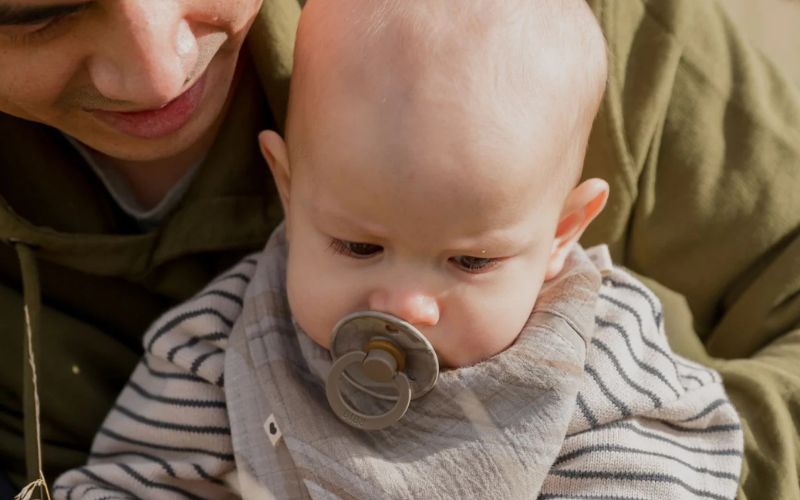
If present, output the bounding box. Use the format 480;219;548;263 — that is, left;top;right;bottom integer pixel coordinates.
261;0;608;367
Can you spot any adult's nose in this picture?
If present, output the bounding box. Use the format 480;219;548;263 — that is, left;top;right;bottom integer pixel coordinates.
368;288;440;328
87;1;199;107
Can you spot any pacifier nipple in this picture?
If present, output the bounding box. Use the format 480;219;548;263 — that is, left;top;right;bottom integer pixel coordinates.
362;339;405;382
325;311;439;430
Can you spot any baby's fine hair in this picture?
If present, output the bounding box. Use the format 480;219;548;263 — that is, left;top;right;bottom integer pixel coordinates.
301;1;605;115
292;0;608;190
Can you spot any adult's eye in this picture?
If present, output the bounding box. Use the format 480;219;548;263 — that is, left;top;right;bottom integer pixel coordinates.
0;19;54;40
450;255;499;273
0;3;91;43
329;238;383;258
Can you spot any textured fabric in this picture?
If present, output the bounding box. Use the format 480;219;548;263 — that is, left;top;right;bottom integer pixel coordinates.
52;228;741;499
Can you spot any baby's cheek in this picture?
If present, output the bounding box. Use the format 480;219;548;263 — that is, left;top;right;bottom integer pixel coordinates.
286;258;338;349
429;310;505;368
287;286;332;350
442;291;536;367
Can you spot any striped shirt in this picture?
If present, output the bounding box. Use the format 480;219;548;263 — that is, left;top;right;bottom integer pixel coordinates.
53;248;742;499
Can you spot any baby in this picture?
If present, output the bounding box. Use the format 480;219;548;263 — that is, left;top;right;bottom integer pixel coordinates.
54;0;742;498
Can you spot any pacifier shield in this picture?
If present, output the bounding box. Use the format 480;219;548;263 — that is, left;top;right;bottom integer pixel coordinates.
330;311;439;401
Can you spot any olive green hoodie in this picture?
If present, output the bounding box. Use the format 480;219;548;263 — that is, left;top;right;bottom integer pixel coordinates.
0;5;293;488
1;1;798;498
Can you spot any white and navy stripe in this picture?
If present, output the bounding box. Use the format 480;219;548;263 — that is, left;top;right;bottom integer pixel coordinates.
540;272;741;499
53;257;256;500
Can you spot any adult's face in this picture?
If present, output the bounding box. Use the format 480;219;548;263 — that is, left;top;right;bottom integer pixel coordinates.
0;0;263;161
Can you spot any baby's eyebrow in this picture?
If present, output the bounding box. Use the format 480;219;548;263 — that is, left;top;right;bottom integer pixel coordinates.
310;203;388;238
0;2;89;25
448;232;528;255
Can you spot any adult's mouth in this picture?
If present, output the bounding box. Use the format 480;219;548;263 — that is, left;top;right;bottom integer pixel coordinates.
91;73;207;140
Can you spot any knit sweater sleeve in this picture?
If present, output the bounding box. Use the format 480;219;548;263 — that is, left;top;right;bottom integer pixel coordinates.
540;266;743;500
51;257;258;500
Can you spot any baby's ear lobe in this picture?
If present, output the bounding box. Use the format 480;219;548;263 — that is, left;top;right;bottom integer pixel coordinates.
545;178;609;280
259;130;292;214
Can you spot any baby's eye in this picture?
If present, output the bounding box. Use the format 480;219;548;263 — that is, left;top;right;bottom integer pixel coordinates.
449;255;500;273
329;238;383;258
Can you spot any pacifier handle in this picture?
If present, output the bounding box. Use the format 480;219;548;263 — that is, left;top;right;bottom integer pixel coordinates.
326;350;412;430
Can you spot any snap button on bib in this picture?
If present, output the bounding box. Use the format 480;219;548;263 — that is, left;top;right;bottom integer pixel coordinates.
264;414;282;446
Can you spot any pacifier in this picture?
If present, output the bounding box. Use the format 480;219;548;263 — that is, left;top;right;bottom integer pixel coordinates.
325;311;439;430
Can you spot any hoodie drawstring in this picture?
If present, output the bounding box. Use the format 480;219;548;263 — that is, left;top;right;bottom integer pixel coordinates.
13;243;51;500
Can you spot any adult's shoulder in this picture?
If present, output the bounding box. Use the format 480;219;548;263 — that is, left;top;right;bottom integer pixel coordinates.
583;0;800;340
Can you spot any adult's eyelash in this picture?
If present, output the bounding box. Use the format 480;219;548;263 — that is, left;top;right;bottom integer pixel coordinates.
8;13;73;44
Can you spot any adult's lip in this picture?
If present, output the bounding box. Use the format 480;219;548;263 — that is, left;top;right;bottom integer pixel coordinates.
91;73;207;139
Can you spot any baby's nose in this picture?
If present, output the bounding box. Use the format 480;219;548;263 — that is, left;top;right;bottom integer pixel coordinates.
368;289;440;327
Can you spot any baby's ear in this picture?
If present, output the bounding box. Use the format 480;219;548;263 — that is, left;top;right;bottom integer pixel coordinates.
545;178;609;280
259;130;291;215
